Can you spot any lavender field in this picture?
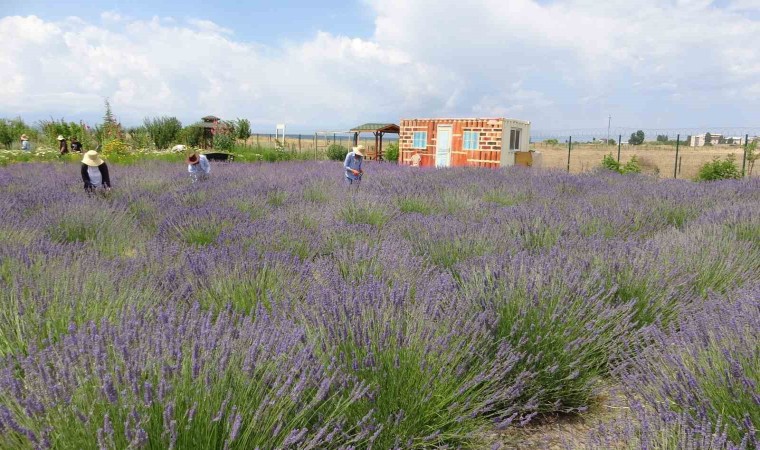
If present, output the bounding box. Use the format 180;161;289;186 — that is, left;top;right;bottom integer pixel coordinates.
0;161;758;449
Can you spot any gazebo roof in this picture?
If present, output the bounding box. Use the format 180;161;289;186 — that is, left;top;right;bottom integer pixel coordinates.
202;115;221;121
350;123;400;133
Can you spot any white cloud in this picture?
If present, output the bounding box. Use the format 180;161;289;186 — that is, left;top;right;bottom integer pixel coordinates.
1;1;759;130
0;14;449;129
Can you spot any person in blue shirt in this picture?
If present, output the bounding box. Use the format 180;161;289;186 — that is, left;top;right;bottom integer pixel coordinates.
20;134;31;151
344;145;365;186
187;152;210;182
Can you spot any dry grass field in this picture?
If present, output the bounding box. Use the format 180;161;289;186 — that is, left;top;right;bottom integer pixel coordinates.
242;136;756;180
534;143;753;179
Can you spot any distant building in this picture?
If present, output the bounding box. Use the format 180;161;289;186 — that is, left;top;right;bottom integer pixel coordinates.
689;133;723;147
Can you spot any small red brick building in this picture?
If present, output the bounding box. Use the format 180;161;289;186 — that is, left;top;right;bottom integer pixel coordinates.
398;118;531;168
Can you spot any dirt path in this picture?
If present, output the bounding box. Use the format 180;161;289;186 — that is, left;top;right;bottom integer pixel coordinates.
483;384;630;450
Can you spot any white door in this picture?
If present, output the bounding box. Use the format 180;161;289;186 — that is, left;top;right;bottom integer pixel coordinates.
436;125;452;167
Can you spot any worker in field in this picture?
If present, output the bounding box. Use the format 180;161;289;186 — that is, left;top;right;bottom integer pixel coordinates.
57;135;69;155
70;136;83;153
344;144;364;186
20;134;31;152
410;149;421;167
81;150;111;193
187;151;210;182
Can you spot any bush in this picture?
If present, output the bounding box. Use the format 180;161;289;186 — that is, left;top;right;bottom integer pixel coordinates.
697;155;742;181
384;142;399;163
326;143;348;161
544;139;559;145
180;125;204;147
144;116;183;149
38;118;91;149
126;126;153;149
213;132;235;152
621;155;641;174
101;139;132;159
601;154;640;174
601;154;621;172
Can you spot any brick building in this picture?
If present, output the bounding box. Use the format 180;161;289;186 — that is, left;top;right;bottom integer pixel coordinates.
398;118;531;168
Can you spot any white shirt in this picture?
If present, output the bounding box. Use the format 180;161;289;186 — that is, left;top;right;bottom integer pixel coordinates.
88;166;102;187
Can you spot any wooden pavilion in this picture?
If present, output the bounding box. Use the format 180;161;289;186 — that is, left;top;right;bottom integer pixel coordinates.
350;123;400;161
198;115;232;149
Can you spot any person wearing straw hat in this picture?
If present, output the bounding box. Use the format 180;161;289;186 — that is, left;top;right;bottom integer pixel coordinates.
343;144;365;186
57;135;69;155
20;134;31;152
80;150;111;193
187;151;210;182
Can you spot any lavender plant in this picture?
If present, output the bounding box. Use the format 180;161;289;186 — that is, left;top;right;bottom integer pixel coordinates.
0;162;757;448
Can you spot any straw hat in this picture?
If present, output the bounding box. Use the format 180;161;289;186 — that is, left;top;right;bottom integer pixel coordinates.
353;145;365;157
81;150;104;167
20;134;28;141
57;135;65;141
186;152;200;165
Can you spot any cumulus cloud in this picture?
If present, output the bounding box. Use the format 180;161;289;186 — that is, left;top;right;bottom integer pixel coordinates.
1;1;759;130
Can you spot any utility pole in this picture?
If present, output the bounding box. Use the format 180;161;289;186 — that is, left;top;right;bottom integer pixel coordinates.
607;116;611;145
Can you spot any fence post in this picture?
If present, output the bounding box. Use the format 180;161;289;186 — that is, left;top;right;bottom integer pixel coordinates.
256;133;259;147
679;156;683;175
567;136;572;173
617;135;622;162
742;133;749;177
674;134;680;179
314;133;317;160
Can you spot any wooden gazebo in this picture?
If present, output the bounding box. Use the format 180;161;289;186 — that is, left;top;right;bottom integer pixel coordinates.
350;123;400;161
199;115;231;149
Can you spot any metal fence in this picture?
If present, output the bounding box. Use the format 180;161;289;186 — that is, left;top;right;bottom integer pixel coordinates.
531;131;758;179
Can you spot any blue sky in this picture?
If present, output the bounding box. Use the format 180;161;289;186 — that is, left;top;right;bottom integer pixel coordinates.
5;0;377;44
2;0;759;134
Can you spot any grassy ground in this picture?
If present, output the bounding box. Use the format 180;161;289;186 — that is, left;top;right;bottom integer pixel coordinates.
534;143;754;180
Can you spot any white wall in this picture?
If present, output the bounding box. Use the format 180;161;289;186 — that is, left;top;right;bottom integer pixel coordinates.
501;118;531;166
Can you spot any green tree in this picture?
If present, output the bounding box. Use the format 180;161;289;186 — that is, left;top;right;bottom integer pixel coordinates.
745;141;758;176
629;130;645;145
384;143;399;163
0;120;14;149
96;99;124;144
656;135;668;142
236;119;252;142
143;116;183;149
544;139;559;145
326;144;348;161
180;125;205;147
703;132;713;146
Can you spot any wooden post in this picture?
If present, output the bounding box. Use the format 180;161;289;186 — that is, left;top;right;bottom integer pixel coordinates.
567;137;572;172
617;135;622;162
298;134;302;152
742;134;749;177
674;134;680;179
